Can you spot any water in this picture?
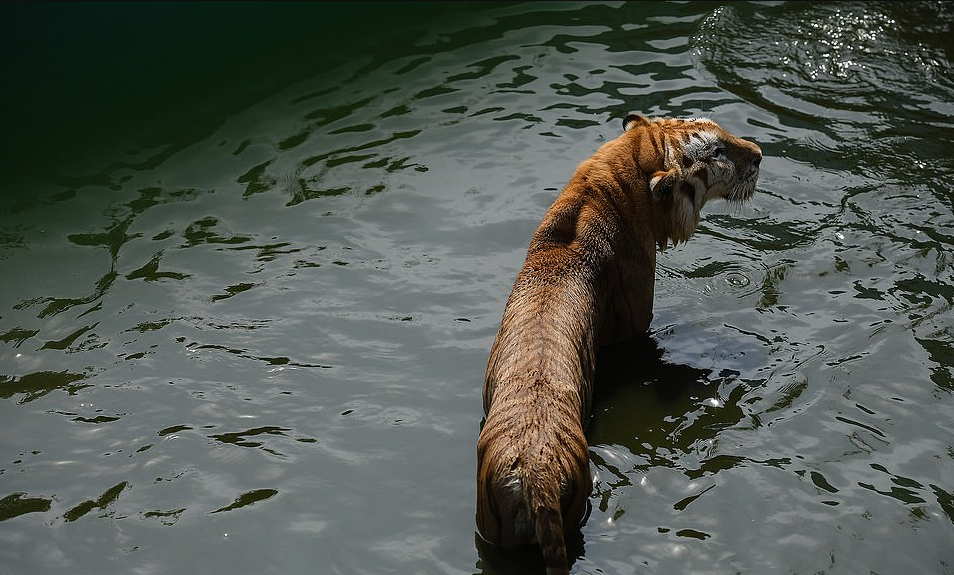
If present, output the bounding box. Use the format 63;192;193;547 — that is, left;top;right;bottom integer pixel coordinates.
2;2;953;574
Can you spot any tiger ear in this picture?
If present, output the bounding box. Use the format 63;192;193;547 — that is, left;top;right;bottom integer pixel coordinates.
623;113;651;131
649;169;677;200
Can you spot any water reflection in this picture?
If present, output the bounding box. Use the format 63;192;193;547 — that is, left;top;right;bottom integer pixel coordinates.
1;2;953;575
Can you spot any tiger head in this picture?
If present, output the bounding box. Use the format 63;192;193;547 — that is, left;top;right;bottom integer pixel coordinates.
622;113;762;245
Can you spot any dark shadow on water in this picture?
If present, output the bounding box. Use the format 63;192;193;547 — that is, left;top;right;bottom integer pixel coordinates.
589;333;748;453
588;334;754;521
593;333;711;403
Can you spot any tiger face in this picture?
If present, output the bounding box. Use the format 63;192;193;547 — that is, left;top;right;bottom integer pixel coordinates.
623;114;762;245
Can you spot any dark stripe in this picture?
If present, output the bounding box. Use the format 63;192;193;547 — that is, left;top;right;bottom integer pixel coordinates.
647;131;663;158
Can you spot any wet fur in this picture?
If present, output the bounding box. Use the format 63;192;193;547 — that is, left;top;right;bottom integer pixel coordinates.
476;114;761;574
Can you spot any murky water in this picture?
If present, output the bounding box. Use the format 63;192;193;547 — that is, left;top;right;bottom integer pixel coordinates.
2;2;953;574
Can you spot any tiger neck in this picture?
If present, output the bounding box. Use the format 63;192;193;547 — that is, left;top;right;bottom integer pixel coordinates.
587;133;680;251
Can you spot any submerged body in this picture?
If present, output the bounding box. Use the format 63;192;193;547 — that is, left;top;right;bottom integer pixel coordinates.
476;114;762;574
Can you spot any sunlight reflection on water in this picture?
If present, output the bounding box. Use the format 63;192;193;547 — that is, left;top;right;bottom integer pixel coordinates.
1;2;953;574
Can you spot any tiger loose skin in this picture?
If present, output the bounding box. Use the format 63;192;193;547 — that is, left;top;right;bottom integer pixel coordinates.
475;113;762;574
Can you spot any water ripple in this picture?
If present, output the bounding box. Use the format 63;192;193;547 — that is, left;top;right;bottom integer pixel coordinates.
2;3;953;575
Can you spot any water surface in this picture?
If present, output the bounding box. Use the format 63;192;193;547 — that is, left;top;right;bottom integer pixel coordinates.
2;2;953;574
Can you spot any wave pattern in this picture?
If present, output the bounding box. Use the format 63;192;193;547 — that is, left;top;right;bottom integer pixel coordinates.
0;2;952;574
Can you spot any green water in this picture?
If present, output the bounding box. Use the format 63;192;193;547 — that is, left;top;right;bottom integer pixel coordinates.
2;2;953;574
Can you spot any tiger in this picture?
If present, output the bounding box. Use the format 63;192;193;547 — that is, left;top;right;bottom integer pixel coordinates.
476;113;762;574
